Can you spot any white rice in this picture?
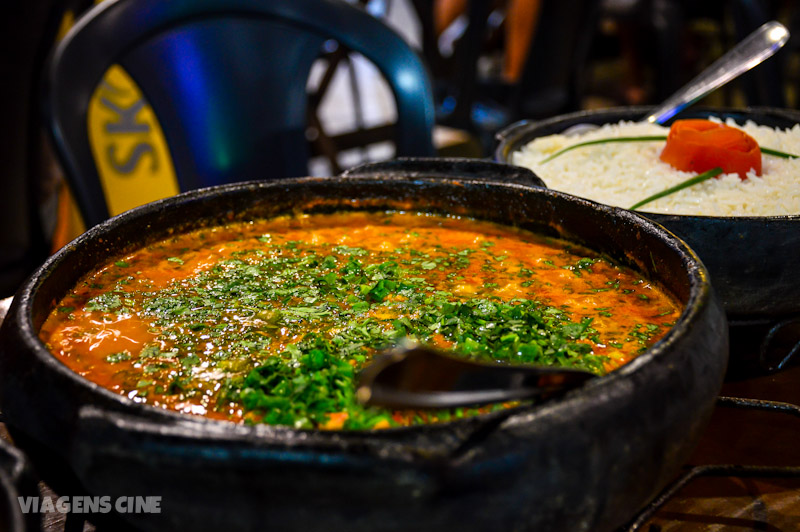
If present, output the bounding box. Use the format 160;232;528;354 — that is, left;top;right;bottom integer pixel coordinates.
511;118;800;216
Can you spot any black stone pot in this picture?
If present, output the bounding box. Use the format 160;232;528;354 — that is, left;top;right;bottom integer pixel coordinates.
495;107;800;375
0;159;727;532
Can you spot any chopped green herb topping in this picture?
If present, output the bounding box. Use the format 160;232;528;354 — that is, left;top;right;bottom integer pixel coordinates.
41;212;680;430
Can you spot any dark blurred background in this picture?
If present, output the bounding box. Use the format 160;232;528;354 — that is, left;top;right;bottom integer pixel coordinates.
2;0;799;298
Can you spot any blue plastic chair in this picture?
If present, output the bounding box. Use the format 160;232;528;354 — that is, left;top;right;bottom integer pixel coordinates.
44;0;436;228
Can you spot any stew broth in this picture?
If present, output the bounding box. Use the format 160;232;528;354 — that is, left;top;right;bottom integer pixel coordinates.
40;212;681;429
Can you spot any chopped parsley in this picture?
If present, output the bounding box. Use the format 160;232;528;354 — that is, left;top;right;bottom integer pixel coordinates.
43;212;680;431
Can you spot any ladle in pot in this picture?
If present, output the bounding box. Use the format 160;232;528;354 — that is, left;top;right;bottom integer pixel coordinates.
562;20;790;136
356;342;596;409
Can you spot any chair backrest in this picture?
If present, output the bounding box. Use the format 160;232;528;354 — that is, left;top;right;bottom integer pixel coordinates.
45;0;436;228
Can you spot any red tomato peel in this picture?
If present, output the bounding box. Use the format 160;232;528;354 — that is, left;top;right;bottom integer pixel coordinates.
659;119;761;180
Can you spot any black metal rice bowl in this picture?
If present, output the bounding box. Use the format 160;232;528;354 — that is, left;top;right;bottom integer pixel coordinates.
0;160;728;532
496;107;800;373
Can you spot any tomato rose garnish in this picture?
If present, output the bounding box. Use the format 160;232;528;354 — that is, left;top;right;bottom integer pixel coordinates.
659;119;761;179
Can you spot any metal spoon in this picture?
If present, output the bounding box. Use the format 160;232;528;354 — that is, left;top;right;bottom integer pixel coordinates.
562;20;790;136
356;342;596;409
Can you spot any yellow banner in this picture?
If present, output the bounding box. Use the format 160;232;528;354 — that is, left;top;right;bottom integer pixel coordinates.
87;65;179;216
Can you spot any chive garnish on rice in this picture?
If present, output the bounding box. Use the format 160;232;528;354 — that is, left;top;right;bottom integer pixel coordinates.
630;168;723;211
540;136;798;164
760;146;800;159
540;136;667;163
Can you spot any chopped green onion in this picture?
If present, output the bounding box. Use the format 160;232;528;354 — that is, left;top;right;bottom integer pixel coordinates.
540;136;667;163
630;167;723;211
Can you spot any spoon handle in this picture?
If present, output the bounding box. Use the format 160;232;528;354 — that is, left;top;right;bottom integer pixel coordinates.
644;20;789;125
357;343;595;409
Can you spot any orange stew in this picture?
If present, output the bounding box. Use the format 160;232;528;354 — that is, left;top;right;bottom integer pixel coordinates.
40;212;681;429
659;119;762;179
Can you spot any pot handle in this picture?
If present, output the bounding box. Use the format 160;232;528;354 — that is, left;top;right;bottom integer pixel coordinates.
494;119;536;148
493;120;538;163
0;436;41;532
340;157;546;188
68;402;497;477
759;315;800;373
69;405;390;475
70;405;245;471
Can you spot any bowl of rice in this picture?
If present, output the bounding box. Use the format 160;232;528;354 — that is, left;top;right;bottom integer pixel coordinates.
496;106;800;372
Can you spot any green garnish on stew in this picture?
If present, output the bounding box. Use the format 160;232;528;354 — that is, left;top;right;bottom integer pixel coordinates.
40;212;680;430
